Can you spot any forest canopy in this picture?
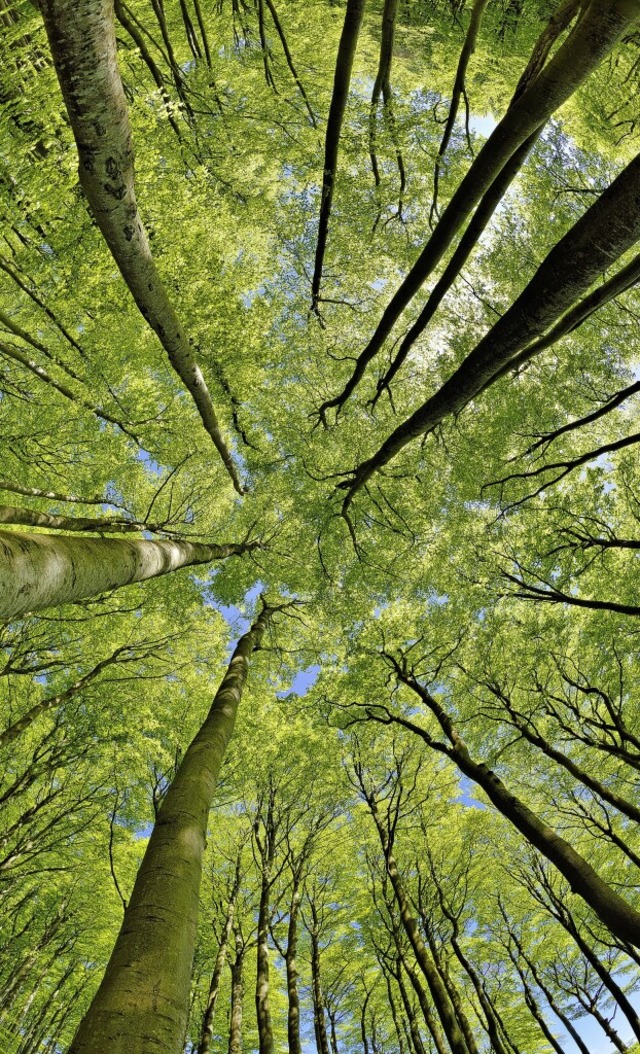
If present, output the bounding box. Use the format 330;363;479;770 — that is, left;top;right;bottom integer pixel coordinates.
1;1;640;1053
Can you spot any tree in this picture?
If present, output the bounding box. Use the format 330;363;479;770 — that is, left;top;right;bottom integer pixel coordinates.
2;0;640;1050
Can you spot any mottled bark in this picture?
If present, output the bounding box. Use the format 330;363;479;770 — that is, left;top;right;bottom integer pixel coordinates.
0;503;155;534
322;0;639;415
341;147;640;510
311;0;366;308
0;530;257;621
40;0;243;492
68;604;273;1054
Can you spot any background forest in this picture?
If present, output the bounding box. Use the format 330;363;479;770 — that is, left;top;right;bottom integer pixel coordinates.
1;0;640;1052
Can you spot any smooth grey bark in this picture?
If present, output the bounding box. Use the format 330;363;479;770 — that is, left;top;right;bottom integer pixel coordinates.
39;0;243;492
69;603;275;1054
321;0;639;415
0;530;257;621
0;503;159;534
340;147;640;511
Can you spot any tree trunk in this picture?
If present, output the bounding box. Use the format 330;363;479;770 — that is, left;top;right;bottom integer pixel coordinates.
342;146;640;508
285;884;303;1054
68;604;273;1054
228;929;244;1054
0;530;254;620
367;798;470;1054
198;852;242;1054
310;902;331;1054
311;0;366;308
39;0;242;492
386;668;640;949
324;0;640;414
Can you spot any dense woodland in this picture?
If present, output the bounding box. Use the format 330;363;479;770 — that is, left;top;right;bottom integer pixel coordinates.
1;0;640;1052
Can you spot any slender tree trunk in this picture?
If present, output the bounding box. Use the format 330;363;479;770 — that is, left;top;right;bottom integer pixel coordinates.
228;929;244;1054
254;786;276;1054
395;961;427;1054
255;872;274;1054
68;604;274;1054
198;852;242;1054
285;883;303;1054
0;531;256;621
39;0;243;492
311;0;366;308
367;798;470;1054
310;902;331;1054
384;667;640;948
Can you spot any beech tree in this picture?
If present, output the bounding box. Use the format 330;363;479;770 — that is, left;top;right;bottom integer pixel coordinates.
2;0;640;1052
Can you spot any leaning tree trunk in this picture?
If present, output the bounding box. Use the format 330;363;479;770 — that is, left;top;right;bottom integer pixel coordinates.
342;146;640;507
68;603;274;1054
321;0;640;415
39;0;243;492
0;531;256;620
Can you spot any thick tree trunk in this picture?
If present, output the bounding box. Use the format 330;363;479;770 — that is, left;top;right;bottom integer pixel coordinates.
68;604;273;1054
0;531;255;620
39;0;243;492
342;147;640;508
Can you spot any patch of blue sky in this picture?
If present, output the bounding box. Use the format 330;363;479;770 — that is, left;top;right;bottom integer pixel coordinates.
277;664;321;699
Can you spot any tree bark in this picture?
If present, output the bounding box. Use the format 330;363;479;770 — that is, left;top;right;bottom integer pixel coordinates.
228;929;245;1054
310;900;332;1054
382;663;640;949
0;530;256;620
311;0;366;309
68;604;274;1054
341;147;640;509
323;0;639;414
198;852;242;1054
366;797;471;1054
39;0;243;492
